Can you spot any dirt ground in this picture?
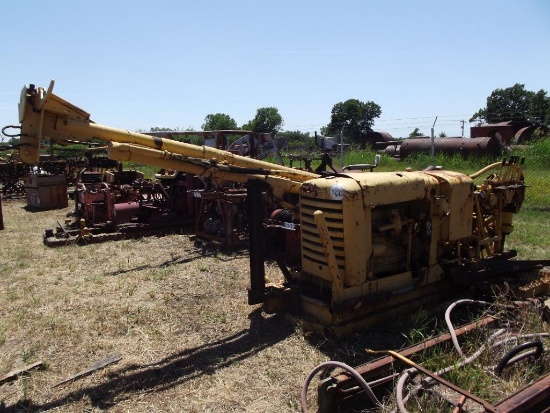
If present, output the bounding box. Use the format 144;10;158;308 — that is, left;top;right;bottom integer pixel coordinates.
1;198;419;412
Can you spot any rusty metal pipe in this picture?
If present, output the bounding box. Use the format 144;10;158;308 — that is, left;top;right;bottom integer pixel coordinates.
453;395;468;413
323;316;497;391
367;349;498;413
398;137;502;159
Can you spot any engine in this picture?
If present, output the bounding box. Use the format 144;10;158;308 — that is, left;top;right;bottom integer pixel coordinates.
289;165;524;331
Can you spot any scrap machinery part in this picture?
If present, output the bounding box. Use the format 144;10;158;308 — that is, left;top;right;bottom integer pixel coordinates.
0;158;28;197
12;81;531;332
190;186;250;248
318;316;499;407
45;169;201;246
17;81;317;183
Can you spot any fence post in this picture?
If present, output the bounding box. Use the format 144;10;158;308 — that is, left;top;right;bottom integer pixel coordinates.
0;194;4;230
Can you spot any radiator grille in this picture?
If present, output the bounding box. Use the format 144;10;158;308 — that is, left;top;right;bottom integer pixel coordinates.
300;195;345;269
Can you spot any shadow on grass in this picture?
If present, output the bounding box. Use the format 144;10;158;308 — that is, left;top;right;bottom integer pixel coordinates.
3;309;294;412
105;248;249;277
304;321;411;369
22;205;65;213
303;304;455;368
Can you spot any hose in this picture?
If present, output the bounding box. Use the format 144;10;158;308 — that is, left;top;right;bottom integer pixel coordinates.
300;361;381;413
1;125;21;138
469;162;502;179
396;367;417;413
494;340;543;376
445;299;491;357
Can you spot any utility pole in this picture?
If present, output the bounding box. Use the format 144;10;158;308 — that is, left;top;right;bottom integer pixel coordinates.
461;120;465;137
340;121;350;169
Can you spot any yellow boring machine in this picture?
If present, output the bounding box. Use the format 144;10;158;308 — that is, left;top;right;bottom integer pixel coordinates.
10;80;535;333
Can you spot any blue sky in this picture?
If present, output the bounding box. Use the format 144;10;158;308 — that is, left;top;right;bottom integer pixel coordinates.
1;0;548;140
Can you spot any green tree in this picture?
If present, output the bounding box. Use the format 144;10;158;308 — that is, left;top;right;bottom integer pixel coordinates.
5;137;20;146
326;99;382;143
149;126;179;132
409;128;424;137
144;126;208;145
278;130;313;151
202;113;238;131
529;89;550;126
470;83;550;127
243;107;284;133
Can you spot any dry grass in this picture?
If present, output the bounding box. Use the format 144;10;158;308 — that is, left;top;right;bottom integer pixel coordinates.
1;198;549;413
0;199;398;412
0;199;314;412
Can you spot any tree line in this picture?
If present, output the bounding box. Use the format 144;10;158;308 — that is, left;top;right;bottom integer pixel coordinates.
470;83;550;127
154;83;549;149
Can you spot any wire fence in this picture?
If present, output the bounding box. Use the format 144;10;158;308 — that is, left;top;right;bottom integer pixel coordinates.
521;169;547;211
2;137;549;211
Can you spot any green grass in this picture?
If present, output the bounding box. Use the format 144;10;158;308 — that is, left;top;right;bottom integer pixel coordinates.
124;138;549;209
277;139;550;210
506;209;550;259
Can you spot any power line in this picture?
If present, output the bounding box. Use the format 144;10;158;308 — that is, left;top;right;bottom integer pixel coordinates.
283;112;534;136
285;114;472;129
375;114;470;123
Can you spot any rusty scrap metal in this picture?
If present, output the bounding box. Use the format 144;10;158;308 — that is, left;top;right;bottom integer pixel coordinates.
470;121;533;146
453;395;468;413
374;136;504;159
0;159;28;197
399;136;503;159
317;310;550;412
191;187;249;248
493;372;550;413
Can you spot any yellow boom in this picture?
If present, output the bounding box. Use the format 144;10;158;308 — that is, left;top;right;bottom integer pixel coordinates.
17;80;318;195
